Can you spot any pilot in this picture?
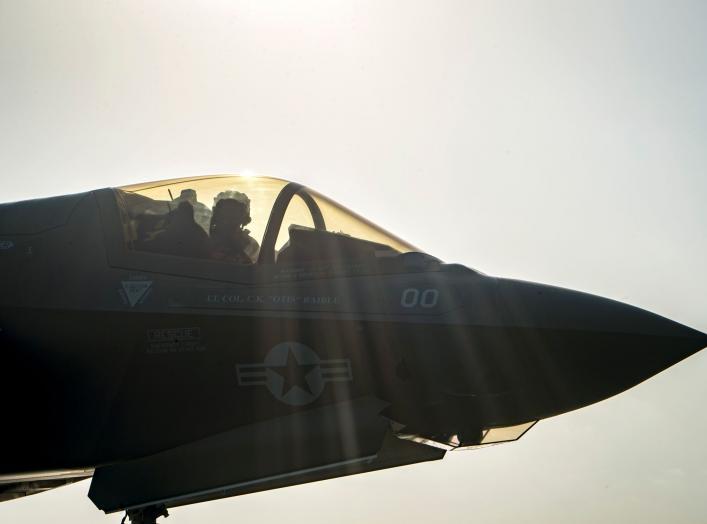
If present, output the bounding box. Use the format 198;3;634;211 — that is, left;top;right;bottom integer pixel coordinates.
174;188;212;233
209;191;260;264
143;200;210;258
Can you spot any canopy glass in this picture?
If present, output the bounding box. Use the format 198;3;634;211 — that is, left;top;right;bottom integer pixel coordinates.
114;175;418;266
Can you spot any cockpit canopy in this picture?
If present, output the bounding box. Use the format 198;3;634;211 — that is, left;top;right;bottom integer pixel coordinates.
114;175;418;267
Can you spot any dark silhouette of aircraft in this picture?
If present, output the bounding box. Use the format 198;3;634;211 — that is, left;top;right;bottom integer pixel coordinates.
1;175;704;523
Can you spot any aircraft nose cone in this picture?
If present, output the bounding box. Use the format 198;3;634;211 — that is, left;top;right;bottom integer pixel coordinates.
494;278;707;415
496;278;704;341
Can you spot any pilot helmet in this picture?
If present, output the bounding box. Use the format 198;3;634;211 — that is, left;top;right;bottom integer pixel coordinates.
211;191;252;233
214;190;251;215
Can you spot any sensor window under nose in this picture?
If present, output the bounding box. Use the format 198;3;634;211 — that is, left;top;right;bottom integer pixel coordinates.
396;420;537;451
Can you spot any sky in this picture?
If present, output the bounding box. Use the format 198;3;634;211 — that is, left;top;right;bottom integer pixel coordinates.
1;1;706;522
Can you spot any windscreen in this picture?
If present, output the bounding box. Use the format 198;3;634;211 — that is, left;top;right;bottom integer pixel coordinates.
306;188;417;254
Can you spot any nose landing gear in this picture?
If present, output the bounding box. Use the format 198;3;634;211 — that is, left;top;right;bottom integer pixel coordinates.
121;504;169;524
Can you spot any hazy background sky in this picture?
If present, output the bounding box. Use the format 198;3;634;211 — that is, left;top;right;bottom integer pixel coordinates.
1;1;706;522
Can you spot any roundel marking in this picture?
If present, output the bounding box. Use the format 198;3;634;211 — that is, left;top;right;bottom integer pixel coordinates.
236;342;352;406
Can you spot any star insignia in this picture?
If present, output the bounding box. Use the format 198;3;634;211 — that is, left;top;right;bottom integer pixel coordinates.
270;345;319;397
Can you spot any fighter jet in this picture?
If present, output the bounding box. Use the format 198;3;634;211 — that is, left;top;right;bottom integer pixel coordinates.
1;175;704;523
